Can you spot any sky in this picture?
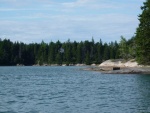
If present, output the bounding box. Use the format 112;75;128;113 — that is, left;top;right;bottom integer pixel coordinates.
0;0;145;43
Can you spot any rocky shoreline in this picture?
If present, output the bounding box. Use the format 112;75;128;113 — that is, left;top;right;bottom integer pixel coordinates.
85;59;150;74
86;66;150;74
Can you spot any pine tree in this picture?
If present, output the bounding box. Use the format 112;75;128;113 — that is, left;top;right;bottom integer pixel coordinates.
85;51;91;65
72;41;77;64
114;41;119;59
127;36;136;58
48;42;55;64
56;53;62;65
119;36;129;60
103;43;110;60
66;39;71;65
38;41;48;65
96;39;103;63
135;0;150;65
109;42;115;59
77;42;82;63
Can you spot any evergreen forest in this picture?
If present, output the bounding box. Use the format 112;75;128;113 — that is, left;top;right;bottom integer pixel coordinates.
0;38;121;66
0;37;136;66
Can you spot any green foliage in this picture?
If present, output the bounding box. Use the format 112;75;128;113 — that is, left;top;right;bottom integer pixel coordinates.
56;53;62;65
119;36;129;60
127;36;136;58
135;0;150;65
118;36;137;60
85;51;91;65
103;43;110;60
66;39;71;64
48;42;55;64
76;42;83;63
0;38;120;66
95;39;103;64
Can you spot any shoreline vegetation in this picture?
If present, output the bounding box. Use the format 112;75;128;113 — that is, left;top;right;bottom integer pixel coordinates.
16;59;150;74
85;59;150;74
31;63;87;66
0;38;121;66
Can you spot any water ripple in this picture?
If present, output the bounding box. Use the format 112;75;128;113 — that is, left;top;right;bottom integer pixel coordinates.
0;66;150;113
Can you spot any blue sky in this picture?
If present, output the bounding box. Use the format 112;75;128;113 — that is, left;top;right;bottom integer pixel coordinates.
0;0;145;43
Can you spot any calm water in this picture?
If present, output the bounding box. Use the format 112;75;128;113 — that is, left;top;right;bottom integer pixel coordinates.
0;66;150;113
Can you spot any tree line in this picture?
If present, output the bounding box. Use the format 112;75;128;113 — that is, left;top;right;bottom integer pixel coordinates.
0;34;147;66
0;38;121;66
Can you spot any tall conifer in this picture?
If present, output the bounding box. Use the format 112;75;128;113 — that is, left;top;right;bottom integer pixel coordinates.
135;0;150;65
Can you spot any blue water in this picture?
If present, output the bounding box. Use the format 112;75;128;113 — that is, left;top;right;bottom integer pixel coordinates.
0;66;150;113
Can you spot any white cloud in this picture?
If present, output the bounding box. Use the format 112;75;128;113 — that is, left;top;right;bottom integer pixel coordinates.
0;12;138;43
0;0;144;43
62;0;93;8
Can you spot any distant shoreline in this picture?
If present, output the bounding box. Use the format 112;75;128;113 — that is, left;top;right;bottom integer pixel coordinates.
85;59;150;74
85;66;150;74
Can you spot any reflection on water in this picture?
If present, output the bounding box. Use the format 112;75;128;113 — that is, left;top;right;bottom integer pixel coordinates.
0;66;150;113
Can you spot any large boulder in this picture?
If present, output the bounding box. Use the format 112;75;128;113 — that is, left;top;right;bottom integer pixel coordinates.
124;59;139;67
99;59;125;67
99;59;139;67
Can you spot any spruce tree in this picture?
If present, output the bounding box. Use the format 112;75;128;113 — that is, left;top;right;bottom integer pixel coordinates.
66;39;71;65
97;39;103;63
135;0;150;65
119;36;129;60
85;51;91;65
77;42;83;63
103;43;110;60
48;42;55;64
